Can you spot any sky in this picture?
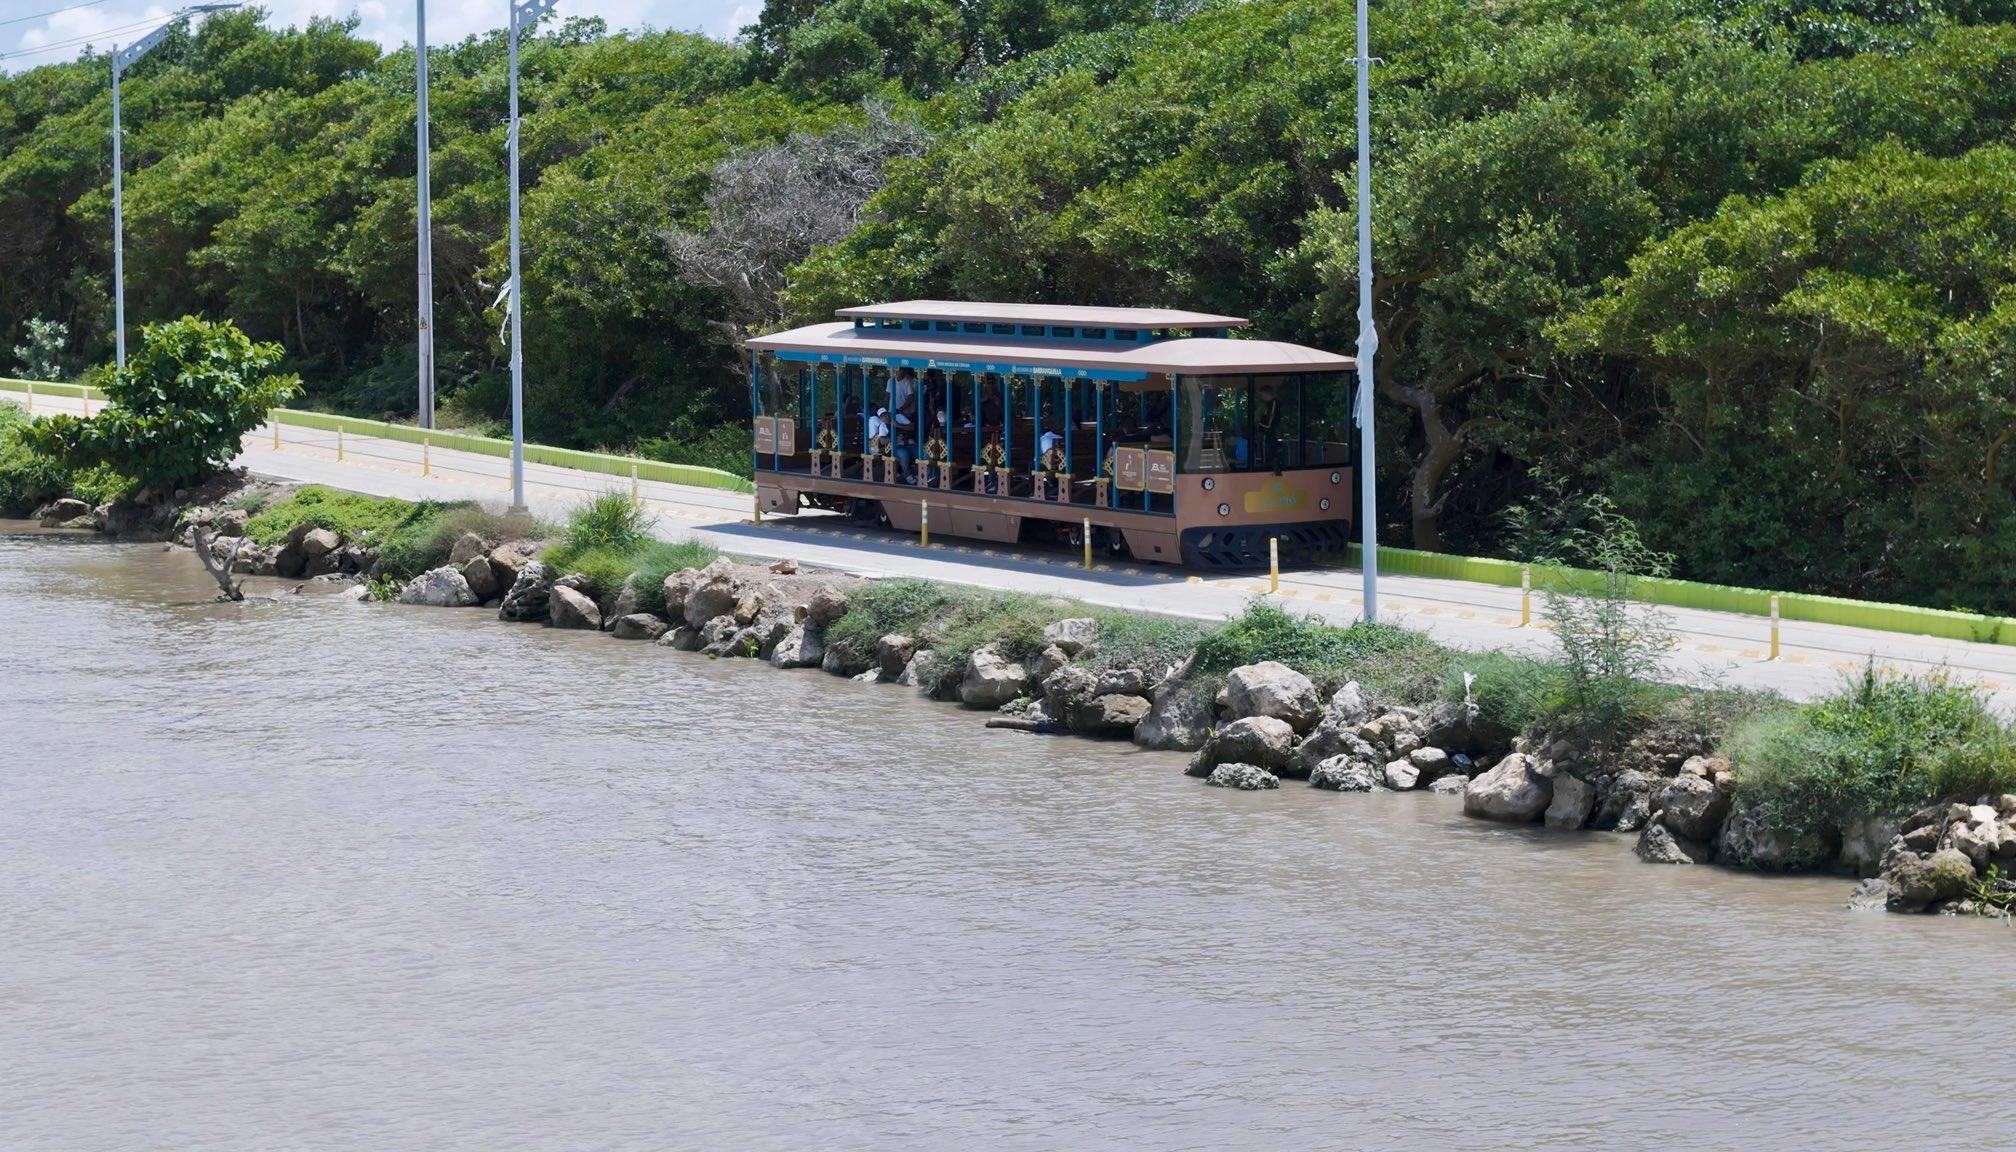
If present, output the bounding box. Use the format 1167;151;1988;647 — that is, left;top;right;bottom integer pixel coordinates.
0;0;755;71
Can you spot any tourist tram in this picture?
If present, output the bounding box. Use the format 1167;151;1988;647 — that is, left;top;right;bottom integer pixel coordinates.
745;301;1357;567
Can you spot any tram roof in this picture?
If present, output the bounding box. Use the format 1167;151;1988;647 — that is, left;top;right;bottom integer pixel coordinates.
747;321;1355;377
835;299;1250;330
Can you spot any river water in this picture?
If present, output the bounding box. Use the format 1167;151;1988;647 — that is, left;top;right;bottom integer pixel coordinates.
1;528;2009;1150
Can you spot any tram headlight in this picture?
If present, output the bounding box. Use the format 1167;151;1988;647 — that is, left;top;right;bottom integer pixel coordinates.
1217;503;1230;517
1329;471;1342;485
1201;476;1215;492
1319;497;1331;512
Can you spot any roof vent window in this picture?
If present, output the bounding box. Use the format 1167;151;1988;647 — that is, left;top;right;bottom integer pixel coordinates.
963;322;987;333
1082;327;1108;339
1115;329;1139;341
935;321;957;332
907;320;929;331
1051;327;1077;339
992;323;1015;335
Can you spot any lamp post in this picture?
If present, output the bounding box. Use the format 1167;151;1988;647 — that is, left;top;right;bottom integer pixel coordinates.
416;0;435;428
1353;0;1380;622
110;4;240;368
505;0;558;513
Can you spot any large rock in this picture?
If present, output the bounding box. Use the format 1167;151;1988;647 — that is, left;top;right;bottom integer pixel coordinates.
1134;683;1212;752
487;542;538;586
682;558;739;627
697;614;745;656
611;613;669;641
1883;848;1976;912
875;634;917;681
1094;667;1148;698
1654;774;1731;842
1838;816;1903;879
299;527;340;558
214;508;248;537
461;555;501;601
1042;664;1099;716
1199;716;1296;771
273;540;306;579
959;643;1029;708
770;623;826;669
610;573;642;621
1224;662;1322;732
1383;759;1421;791
1462;753;1553;823
1294;721;1382;778
1407;746;1455;781
1321;681;1369;730
448;531;491;566
1310;755;1378;792
498;560;552;622
37;497;92;527
806;585;850;625
1716;802;1835;872
397;566;478;607
1042;617;1099;656
1635;818;1712;865
1545;774;1596;830
1590;769;1661;833
822;641;875;678
1068;693;1152;737
1205;763;1280;791
549;584;601;630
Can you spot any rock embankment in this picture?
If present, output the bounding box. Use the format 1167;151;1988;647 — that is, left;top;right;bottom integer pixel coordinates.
240;530;2016;923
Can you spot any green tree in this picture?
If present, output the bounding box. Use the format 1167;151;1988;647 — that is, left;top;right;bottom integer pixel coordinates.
21;316;300;493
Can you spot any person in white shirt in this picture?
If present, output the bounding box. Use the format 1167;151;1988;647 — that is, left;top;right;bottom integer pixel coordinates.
889;367;917;416
867;407;915;481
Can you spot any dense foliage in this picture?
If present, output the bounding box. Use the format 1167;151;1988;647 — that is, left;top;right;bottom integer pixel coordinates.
7;0;2016;608
20;316;298;492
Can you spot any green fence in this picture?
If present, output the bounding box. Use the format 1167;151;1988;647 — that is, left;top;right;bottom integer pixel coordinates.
1342;544;2016;647
0;378;753;496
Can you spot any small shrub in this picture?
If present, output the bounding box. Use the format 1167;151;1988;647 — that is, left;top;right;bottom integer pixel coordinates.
1729;665;2016;842
562;492;653;554
1191;602;1447;699
631;539;719;615
229;488;273;515
1447;649;1560;738
543;543;640;603
0;401;75;514
246;486;426;546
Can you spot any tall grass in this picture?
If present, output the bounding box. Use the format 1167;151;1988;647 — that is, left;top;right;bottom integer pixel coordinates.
536;493;714;607
1730;665;2016;841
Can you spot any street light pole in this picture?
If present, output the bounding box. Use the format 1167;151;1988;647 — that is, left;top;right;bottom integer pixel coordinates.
1354;0;1380;623
416;0;435;428
504;0;555;513
109;4;240;370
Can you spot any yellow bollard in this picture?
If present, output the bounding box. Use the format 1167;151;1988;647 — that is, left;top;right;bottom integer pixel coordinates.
422;437;431;476
24;381;31;412
1521;564;1532;627
1269;536;1280;594
1770;594;1781;661
337;426;345;461
272;420;280;450
82;391;90;417
920;498;929;547
1082;517;1093;570
753;493;763;524
630;464;640;507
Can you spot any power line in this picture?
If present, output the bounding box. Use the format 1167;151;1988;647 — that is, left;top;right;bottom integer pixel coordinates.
0;15;171;62
0;0;113;29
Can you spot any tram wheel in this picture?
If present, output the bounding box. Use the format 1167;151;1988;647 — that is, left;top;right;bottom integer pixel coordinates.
1097;527;1132;561
851;499;888;528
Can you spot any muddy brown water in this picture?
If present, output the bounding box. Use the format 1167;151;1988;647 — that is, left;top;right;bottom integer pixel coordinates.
1;527;2009;1150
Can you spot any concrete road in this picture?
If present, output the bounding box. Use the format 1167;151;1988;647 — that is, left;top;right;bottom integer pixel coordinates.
15;389;2016;707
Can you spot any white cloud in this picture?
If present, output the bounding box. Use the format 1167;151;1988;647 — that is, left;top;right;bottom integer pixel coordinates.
1;0;748;71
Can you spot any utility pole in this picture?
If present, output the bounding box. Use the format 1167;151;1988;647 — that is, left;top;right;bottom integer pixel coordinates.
1354;0;1380;623
416;0;435;428
505;0;557;513
109;5;240;369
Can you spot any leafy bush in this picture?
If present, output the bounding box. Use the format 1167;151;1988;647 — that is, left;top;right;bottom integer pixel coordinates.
0;400;72;514
19;317;299;493
1729;666;2016;842
1446;649;1560;740
12;317;71;382
377;503;550;579
539;493;664;601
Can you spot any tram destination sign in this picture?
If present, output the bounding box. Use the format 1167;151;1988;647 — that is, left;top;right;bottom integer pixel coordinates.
1146;450;1176;494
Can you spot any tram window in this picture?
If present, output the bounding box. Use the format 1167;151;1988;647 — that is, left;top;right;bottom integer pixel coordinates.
935;321;958;332
1114;329;1138;341
1082;327;1107;340
907;320;929;331
964;322;987;333
878;318;901;329
1020;325;1044;336
992;323;1015;335
1051;327;1076;339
